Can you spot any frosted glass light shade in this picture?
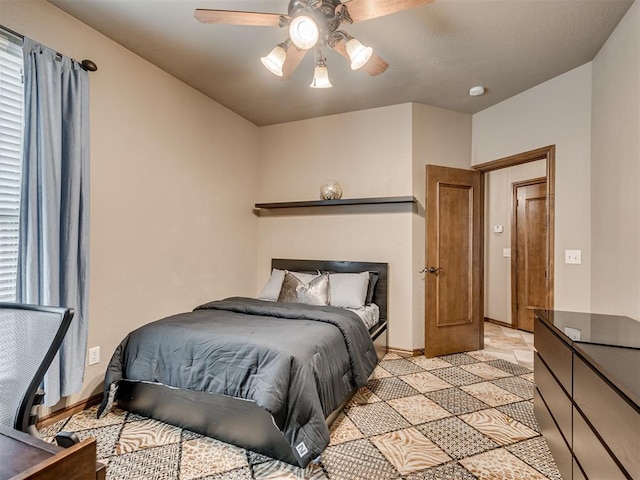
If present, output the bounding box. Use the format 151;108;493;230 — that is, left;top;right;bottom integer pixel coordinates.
345;38;373;70
260;45;287;77
310;65;332;88
289;16;319;50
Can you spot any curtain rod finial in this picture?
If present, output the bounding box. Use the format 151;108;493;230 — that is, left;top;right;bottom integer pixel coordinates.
81;59;97;72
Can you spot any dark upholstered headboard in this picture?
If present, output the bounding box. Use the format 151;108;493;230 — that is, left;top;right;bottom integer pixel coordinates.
271;259;388;324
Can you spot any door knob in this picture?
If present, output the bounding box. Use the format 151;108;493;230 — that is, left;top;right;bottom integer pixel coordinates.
419;267;442;274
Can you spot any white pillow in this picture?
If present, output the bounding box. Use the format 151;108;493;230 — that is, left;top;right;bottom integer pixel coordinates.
329;272;370;309
258;269;319;301
259;268;285;301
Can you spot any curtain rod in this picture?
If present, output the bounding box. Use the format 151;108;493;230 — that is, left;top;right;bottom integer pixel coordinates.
0;24;98;72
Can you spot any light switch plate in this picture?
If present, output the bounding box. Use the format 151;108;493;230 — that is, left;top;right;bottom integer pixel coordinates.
503;248;511;257
565;250;582;264
493;225;504;233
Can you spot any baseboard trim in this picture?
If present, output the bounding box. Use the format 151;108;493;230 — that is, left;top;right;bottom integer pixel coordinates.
484;317;513;329
388;347;424;357
37;392;103;429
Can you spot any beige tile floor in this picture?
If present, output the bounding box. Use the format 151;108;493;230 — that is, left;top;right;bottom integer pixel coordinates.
48;349;555;480
483;321;534;369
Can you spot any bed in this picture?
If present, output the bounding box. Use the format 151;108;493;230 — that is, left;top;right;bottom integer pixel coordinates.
97;259;388;467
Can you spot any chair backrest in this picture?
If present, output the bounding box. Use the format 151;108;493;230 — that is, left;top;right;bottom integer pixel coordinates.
0;303;74;432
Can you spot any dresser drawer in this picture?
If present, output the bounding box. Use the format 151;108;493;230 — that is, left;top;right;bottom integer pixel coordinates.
573;406;627;480
534;352;572;446
573;355;639;477
534;316;573;395
534;389;572;480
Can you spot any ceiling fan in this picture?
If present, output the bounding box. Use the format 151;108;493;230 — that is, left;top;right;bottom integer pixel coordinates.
194;0;434;88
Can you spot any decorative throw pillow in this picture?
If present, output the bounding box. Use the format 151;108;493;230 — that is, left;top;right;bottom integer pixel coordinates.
328;272;370;309
259;269;319;301
277;271;329;305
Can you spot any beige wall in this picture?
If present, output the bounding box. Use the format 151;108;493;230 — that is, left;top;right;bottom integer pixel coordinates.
472;63;593;314
475;2;640;322
256;104;415;350
484;161;546;325
1;0;259;409
590;0;640;320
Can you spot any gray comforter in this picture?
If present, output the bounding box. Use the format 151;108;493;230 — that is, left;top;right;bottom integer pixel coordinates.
98;297;378;466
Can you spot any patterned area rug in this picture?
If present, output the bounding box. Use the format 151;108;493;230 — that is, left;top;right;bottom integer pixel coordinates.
42;351;560;480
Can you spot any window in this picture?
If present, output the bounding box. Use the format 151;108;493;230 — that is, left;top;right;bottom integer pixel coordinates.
0;34;24;302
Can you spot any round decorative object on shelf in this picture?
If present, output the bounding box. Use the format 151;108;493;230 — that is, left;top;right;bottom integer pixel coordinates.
320;180;342;200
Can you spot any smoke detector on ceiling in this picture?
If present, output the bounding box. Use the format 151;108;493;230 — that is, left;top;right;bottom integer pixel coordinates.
469;86;485;97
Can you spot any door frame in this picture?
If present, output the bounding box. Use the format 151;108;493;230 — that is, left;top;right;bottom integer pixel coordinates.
473;145;555;324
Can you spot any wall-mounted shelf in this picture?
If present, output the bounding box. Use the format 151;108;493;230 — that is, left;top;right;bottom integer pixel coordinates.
254;196;416;209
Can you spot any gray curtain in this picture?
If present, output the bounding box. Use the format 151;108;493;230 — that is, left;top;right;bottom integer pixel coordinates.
17;38;90;406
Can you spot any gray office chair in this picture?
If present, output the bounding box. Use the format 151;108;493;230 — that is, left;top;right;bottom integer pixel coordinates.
0;302;77;445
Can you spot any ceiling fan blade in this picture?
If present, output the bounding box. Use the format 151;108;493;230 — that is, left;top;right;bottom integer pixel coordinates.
331;38;389;76
340;0;434;24
281;47;308;80
361;53;389;76
194;9;284;27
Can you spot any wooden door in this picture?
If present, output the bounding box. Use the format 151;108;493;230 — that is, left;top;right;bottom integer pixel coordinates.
424;165;482;357
513;179;548;332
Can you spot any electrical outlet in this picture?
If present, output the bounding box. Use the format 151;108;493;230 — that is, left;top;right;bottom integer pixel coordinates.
88;346;100;365
503;248;511;257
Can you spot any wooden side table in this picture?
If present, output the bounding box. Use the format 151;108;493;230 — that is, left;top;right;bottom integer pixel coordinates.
0;425;105;480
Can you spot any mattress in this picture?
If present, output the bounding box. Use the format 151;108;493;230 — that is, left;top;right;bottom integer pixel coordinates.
348;303;380;330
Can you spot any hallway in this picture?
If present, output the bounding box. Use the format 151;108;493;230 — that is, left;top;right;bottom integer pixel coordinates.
483;321;534;369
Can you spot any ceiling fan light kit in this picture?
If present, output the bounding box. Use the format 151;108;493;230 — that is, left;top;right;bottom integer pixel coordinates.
344;36;373;70
310;51;332;88
310;64;332;88
260;43;288;77
288;15;320;50
195;0;434;88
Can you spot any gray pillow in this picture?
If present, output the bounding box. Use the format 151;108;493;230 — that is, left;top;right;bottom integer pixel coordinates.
277;271;330;305
365;271;379;305
259;269;319;301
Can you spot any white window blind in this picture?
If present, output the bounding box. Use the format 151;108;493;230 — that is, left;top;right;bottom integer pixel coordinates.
0;34;24;302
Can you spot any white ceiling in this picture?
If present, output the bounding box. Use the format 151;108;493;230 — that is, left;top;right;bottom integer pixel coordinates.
47;0;634;126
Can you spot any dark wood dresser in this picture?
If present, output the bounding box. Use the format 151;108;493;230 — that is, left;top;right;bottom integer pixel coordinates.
0;425;106;480
533;310;639;480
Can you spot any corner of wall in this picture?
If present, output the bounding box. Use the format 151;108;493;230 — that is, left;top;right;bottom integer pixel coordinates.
590;0;640;318
411;105;473;349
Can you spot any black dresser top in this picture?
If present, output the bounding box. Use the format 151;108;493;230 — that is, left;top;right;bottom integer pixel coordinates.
535;309;640;349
